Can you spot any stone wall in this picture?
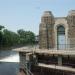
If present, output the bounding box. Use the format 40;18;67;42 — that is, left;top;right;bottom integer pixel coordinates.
39;11;55;49
67;10;75;48
39;10;75;49
39;23;48;49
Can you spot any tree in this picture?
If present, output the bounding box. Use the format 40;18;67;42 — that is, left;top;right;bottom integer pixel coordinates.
0;25;4;30
0;25;4;47
17;29;26;44
17;29;35;45
3;29;19;47
25;31;35;44
0;26;36;48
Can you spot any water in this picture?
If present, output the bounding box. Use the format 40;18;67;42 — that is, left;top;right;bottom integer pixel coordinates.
0;50;20;75
0;62;19;75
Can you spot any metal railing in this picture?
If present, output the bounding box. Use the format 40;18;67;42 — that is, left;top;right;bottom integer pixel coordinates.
21;63;34;75
29;44;75;51
38;44;75;50
1;44;75;51
57;44;75;50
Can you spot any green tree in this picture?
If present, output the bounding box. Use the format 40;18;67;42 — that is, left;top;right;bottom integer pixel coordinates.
0;25;4;30
0;25;4;47
17;29;35;45
17;29;26;44
3;29;19;47
0;25;36;48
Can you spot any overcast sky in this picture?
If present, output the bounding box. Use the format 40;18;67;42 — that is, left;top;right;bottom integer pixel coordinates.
0;0;75;35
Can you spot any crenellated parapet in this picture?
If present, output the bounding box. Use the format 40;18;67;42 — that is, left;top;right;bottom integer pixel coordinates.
67;10;75;26
41;11;55;24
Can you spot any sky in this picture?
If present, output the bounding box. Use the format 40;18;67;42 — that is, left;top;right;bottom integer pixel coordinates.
0;0;75;35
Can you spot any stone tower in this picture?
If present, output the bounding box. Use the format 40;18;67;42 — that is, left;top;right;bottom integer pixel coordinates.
67;10;75;48
39;10;75;50
39;11;55;49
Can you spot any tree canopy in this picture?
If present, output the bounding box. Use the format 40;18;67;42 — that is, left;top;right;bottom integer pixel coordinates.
0;25;4;30
0;25;35;48
17;29;35;45
0;25;4;46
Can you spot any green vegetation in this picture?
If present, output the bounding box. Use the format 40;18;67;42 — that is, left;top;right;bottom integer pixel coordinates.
0;25;35;48
17;29;35;45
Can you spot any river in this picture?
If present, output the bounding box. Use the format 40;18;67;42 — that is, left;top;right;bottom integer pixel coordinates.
0;50;20;75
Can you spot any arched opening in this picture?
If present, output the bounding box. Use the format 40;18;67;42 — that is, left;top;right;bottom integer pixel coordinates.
57;25;65;50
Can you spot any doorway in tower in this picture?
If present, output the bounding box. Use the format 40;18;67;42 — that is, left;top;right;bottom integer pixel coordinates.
57;25;65;50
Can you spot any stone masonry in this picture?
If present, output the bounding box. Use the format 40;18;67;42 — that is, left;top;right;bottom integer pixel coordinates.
39;10;75;49
39;11;55;49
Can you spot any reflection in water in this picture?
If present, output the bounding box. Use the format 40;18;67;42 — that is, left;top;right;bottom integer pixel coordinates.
0;50;20;75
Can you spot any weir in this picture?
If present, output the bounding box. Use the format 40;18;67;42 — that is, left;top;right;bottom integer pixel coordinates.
13;10;75;75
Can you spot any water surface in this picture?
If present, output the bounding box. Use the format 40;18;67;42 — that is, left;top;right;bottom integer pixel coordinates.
0;50;20;75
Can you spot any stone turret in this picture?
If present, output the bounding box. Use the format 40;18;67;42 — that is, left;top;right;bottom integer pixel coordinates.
39;11;55;49
67;10;75;38
67;10;75;48
41;11;55;24
67;10;75;27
